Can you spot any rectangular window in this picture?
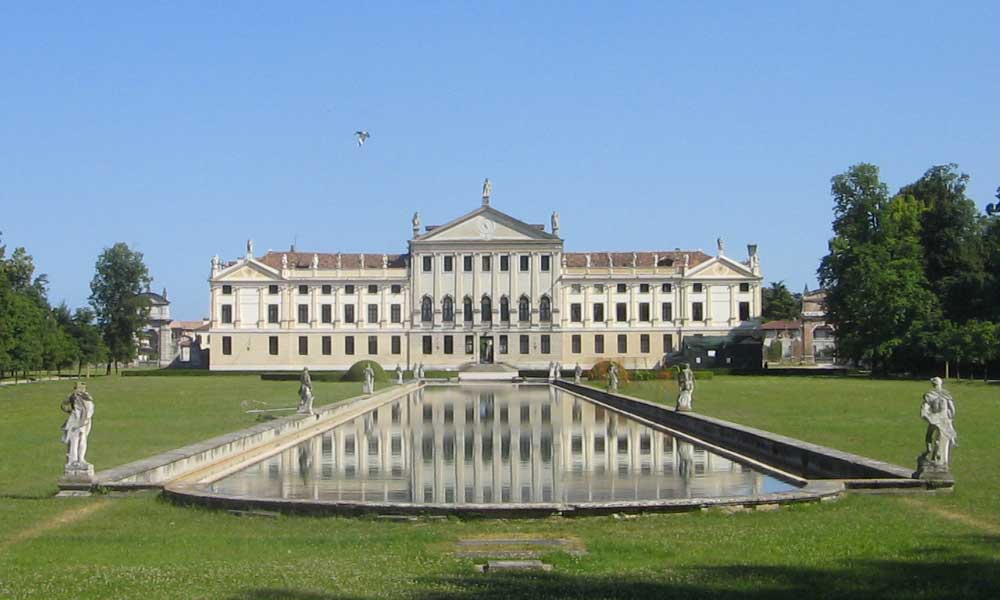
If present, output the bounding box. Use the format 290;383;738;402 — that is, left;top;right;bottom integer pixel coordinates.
639;302;651;322
692;302;704;321
595;334;604;354
299;285;309;295
540;335;551;354
345;336;355;355
500;255;509;271
391;335;401;355
617;334;627;353
740;282;750;293
368;336;378;355
321;304;332;323
540;255;550;272
322;285;332;295
422;256;432;272
570;303;582;322
465;335;474;354
640;283;650;293
482;255;491;271
519;255;530;271
571;334;581;354
663;334;674;353
222;336;232;355
640;334;650;353
463;256;473;272
617;283;627;293
444;335;454;354
593;303;605;322
499;335;509;354
662;302;673;322
322;336;332;355
345;285;355;295
391;304;401;323
367;284;377;294
693;283;703;293
616;302;627;322
269;284;279;295
344;304;355;323
662;283;672;293
267;304;279;324
444;256;453;272
298;336;308;356
739;301;751;321
298;304;309;324
391;284;401;294
222;285;232;295
422;335;432;354
367;304;378;323
268;336;278;355
519;335;530;354
221;304;233;324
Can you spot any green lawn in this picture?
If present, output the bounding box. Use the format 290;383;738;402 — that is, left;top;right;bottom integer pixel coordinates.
1;375;998;599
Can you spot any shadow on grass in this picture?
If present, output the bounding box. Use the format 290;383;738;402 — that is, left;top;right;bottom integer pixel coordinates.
231;538;1000;600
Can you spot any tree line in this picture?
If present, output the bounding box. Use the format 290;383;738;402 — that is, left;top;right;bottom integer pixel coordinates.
0;236;151;380
818;164;1000;377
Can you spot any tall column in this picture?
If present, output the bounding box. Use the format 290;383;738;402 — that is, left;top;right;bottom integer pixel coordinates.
358;284;367;327
210;286;220;327
334;285;342;326
628;283;637;326
491;252;499;321
282;285;293;327
705;285;713;325
651;283;660;326
530;252;539;324
232;287;241;327
729;283;738;325
454;252;463;324
583;284;592;326
311;285;319;327
472;252;481;324
381;286;389;328
257;285;266;328
510;252;519;310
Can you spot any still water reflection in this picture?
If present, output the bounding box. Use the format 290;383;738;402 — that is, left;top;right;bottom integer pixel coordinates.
210;385;795;505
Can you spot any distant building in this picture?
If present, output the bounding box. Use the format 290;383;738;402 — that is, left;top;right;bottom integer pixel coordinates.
138;289;171;366
758;289;836;365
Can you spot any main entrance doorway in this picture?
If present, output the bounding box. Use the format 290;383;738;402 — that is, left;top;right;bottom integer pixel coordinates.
479;336;495;364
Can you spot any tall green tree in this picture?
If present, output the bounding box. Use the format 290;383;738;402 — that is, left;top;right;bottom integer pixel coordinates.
89;243;151;373
818;165;939;372
761;281;801;322
899;164;985;322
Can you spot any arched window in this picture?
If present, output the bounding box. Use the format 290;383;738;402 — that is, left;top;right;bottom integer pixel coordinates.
481;295;492;322
500;296;510;322
518;295;531;322
421;296;433;323
463;296;474;323
442;296;454;322
539;295;552;322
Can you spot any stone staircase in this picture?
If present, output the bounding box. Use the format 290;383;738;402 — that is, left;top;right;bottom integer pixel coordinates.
457;362;520;382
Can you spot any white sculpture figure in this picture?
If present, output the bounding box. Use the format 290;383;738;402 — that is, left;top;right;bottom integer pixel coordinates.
547;361;555;381
382;254;389;269
336;253;343;270
555;362;562;380
298;367;314;415
585;254;591;269
683;254;690;270
561;254;567;269
608;363;619;393
551;211;560;235
574;363;582;384
61;383;96;478
607;253;614;269
359;253;365;270
395;364;403;384
653;253;659;270
412;212;421;237
246;239;254;257
281;253;288;269
311;253;319;270
917;377;957;477
211;255;220;271
363;364;375;394
676;363;694;412
631;252;638;268
482;178;492;205
717;237;725;255
417;363;425;379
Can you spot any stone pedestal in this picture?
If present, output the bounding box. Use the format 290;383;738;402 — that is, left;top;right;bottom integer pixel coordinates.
915;455;953;482
62;462;95;484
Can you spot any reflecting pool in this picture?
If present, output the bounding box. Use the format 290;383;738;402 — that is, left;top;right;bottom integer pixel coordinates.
209;385;796;505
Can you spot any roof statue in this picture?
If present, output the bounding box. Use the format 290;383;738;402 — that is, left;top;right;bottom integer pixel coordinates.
631;252;638;268
382;254;389;269
607;253;614;269
551;211;560;236
585;254;591;268
482;178;492;206
336;253;343;270
246;239;254;258
359;253;365;270
717;237;725;255
311;254;319;269
412;212;421;238
281;253;288;269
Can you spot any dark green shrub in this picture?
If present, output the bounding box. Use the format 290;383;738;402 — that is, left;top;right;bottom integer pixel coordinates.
342;360;388;382
588;360;630;384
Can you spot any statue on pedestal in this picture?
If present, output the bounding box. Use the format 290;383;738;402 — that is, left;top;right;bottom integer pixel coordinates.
676;363;694;412
281;253;288;269
61;383;96;480
482;178;492;205
298;367;314;415
574;363;582;384
608;363;619;393
311;253;319;269
382;254;389;269
395;364;403;384
548;361;556;381
916;377;957;480
551;211;560;236
363;364;375;394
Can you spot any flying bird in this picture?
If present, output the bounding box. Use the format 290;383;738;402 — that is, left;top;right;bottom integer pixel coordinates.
355;131;370;147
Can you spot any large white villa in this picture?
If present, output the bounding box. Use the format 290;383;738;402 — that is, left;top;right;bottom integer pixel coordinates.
207;183;763;371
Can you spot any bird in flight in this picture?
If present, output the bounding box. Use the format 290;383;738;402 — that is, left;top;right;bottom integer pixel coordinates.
355;131;370;147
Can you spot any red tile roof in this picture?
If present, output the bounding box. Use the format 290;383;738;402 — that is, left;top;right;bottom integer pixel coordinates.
564;251;713;268
760;320;801;330
258;252;408;270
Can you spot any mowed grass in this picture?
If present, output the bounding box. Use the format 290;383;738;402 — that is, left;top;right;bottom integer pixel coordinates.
0;375;998;599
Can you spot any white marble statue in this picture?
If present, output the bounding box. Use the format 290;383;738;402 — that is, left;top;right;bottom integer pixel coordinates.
608;363;619;393
547;361;555;381
359;253;365;270
61;383;95;478
551;211;560;235
717;237;725;255
336;253;343;270
607;253;614;269
363;364;375;394
382;254;389;269
574;363;582;384
310;253;319;269
676;363;694;412
482;178;492;203
211;255;220;271
298;367;314;415
418;363;425;379
412;212;421;237
917;377;957;477
395;364;403;384
246;239;254;257
631;252;638;268
555;362;562;380
585;254;591;268
281;253;288;269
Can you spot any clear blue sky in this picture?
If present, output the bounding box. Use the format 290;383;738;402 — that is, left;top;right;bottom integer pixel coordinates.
2;2;997;319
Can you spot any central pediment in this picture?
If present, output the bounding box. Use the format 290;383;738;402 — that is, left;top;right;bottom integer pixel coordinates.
414;206;559;243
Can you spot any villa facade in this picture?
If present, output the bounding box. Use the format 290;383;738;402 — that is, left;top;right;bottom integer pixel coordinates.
206;187;763;371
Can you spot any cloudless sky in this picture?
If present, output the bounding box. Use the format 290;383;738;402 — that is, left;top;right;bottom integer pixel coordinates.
1;2;998;319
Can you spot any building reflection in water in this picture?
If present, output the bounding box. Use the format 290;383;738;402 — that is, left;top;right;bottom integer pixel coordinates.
211;385;794;504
